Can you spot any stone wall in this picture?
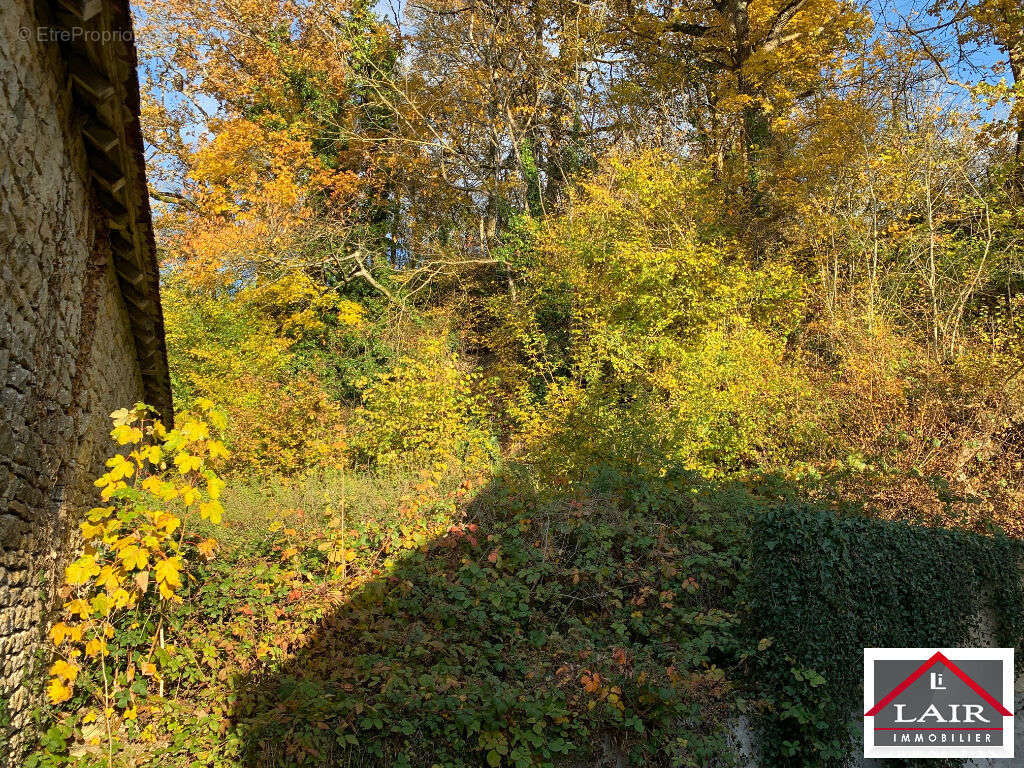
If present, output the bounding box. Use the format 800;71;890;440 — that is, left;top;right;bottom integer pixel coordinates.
0;0;169;759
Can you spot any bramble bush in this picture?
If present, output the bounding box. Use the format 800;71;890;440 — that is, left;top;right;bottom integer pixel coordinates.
212;468;755;768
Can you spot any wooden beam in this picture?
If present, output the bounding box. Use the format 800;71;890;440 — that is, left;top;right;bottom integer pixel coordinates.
122;285;155;314
108;229;135;253
113;254;145;287
129;318;158;345
88;152;126;195
128;310;158;339
98;192;130;229
117;261;145;287
134;326;158;346
69;56;115;102
83;119;119;153
58;0;103;21
137;346;162;375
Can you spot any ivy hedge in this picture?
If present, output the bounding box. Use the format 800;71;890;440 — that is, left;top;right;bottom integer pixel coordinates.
744;503;1024;767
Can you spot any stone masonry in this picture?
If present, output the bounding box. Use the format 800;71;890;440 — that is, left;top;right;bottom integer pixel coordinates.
0;0;170;760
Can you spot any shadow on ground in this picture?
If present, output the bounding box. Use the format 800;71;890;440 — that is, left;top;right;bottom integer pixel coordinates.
230;467;756;768
228;468;1021;768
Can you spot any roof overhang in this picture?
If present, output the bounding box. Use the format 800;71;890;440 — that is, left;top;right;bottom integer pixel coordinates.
45;0;173;424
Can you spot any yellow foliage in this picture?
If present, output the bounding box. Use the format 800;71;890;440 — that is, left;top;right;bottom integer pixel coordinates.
47;401;229;712
50;659;79;682
494;153;809;481
162;276;348;476
47;678;72;705
349;340;494;471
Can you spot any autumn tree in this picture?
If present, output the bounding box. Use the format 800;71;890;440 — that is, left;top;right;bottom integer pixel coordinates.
606;0;868;178
396;0;611;243
138;0;401;297
930;0;1024;184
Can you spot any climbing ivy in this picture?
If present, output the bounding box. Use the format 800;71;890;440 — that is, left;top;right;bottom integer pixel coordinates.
744;504;1024;767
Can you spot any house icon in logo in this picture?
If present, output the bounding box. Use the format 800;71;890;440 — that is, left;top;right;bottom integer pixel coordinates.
863;648;1015;759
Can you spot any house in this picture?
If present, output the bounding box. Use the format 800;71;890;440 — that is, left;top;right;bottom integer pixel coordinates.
0;0;170;759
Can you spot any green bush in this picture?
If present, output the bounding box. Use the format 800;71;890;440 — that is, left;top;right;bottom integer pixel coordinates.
233;469;752;768
744;504;1024;767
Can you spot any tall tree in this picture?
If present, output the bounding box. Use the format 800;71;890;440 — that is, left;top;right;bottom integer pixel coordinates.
137;0;401;294
607;0;868;178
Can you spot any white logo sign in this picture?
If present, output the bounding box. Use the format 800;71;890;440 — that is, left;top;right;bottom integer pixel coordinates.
863;648;1014;759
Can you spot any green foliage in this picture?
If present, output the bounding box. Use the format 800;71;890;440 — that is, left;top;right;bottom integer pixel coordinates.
27;466;759;768
234;469;750;768
162;275;350;477
0;695;9;765
744;504;1024;767
26;453;1024;768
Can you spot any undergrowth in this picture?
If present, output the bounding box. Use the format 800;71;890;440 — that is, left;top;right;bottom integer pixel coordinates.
27;465;1023;768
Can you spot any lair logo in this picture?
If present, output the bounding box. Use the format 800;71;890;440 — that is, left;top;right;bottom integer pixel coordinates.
863;648;1015;758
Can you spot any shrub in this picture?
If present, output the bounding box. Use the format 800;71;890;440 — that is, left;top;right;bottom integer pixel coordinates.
349;340;495;471
41;402;228;759
494;152;813;482
162;276;348;476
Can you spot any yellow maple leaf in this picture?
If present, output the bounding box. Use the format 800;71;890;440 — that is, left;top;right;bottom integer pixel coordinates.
154;557;183;588
50;622;71;645
111;424;143;445
181;420;210;441
199;500;224;524
142;475;165;494
66;555;101;585
174;452;203;474
104;454;135;481
109;408;133;426
157;513;181;535
90;593;112;617
80;520;104;539
85;638;107;657
64;599;91;619
50;659;79;682
86;506;113;521
111;587;134;609
197;538;219;559
158;580;180;600
95;565;121;592
118;545;148;571
47;677;72;704
208;409;228;431
100;480;127;501
208;440;231;460
206;475;226;500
